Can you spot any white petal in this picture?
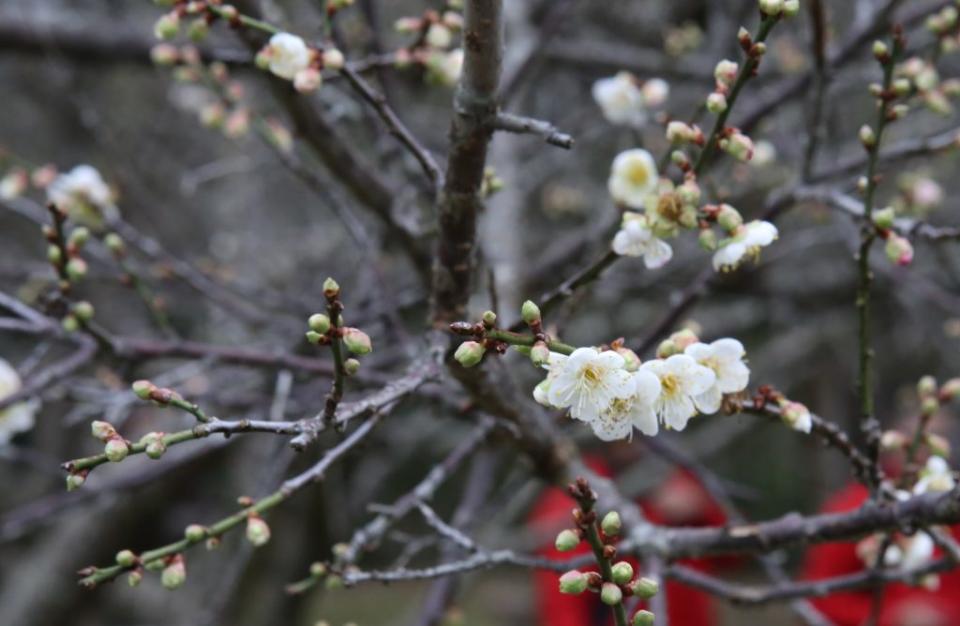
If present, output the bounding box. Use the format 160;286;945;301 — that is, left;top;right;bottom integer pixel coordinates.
683;342;712;362
632;370;662;406
744;221;778;247
591;416;633;441
642;238;673;269
710;338;745;361
716;360;750;393
693;385;722;415
631;405;659;437
660;394;696;431
712;241;747;271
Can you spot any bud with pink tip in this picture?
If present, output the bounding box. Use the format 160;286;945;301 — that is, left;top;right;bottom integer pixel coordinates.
104;438;130;463
559;570;589;595
246;516;271;547
601;582;623;606
294;68;323;93
161;555;186;589
884;233;914;266
342;328;373;355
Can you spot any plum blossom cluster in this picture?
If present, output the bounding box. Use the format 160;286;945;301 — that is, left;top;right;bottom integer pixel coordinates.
0;358;38;447
606;148;778;272
592;72;670;128
393;3;465;87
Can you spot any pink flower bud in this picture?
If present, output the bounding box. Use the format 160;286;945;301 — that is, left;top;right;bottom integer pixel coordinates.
884;234;914;266
342;328;373;355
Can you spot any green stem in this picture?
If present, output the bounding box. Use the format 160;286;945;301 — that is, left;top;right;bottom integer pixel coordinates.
485;328;575;355
693;15;779;175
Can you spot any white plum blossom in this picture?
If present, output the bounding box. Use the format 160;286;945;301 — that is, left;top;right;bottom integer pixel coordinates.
546;348;634;422
611;213;673;269
0;358;37;446
591;369;662;440
533;351;568;407
684;338;750;414
712;220;778;272
913;456;956;495
266;33;312;80
592;72;647;128
641;78;670;108
640;354;716;431
608;149;659;209
47;165;117;227
900;532;936;571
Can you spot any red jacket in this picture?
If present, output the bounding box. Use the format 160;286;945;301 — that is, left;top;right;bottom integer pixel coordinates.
528;460;729;626
803;482;960;626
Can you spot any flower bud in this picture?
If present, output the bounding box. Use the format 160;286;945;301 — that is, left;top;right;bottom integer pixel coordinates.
310;562;327;577
611;561;634;585
873;40;889;61
47;245;62;265
698;228;718;251
555;529;580;552
893;78;912;97
558;570;589;595
140;432;167;459
184;524;207;542
890;103;910;120
759;0;784;16
670;328;699;351
601;511;622;536
128;568;144;587
294;68;323;93
656;339;679;358
308;313;331;334
73;301;94;322
187;19;209;42
116;550;137;567
324;575;343;590
601;582;623;606
530;341;551;367
323;48;345;70
719;131;754;162
69;227;90;247
306;331;323;344
344;358;360;375
66;473;85;491
666;121;699;144
161;556;186;589
104;438;130;463
884;234;914;266
521;300;542;326
246;516;271;547
926;433;951;458
132;380;155;400
633;610;655;626
706;92;728;114
150;43;179;66
630;577;660;599
91;420;117;441
323;277;340;297
615;347;641;372
342;328;372;355
941;378;960;401
154;13;180;40
880;430;907;451
481;310;497;327
454;341;485;368
66;258;88;281
714;60;738;86
859;125;877;149
872;207;895;229
921;396;940;416
62;315;79;333
918;375;937;398
783;0;800;17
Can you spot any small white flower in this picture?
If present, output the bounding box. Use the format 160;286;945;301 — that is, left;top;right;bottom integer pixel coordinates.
641;78;670;108
546;348;634;422
712;220;778;272
0;359;37;446
901;532;936;570
266;33;311;80
47;165;117;227
611;214;673;269
592;72;647;128
640;354;716;431
591;369;662;440
684;338;750;414
608;149;659;209
533;351;568;406
914;456;956;494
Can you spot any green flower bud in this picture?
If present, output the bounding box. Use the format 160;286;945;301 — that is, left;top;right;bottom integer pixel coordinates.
558;570;589;595
918;375;938;398
47;245;62;265
161;557;186;589
205;536;221;550
187;19;209;42
322;277;340;298
630;577;660;599
759;0;784;16
184;524;207;542
872;40;889;61
872;207;896;230
342;328;372;355
132;380;155;400
454;341;486;368
140;432;167;459
116;550;137;567
145;559;165;572
615;347;641;372
324;575;343;590
104;232;125;255
941;378;960;401
656;339;679;358
306;331;323;344
308;313;331;334
698;228;718;251
344;358;360;375
91;420;117;441
601;582;623;606
601;511;622;537
859;124;877;149
611;561;634;585
104;438;130;463
66;258;88;281
73;301;94;322
530;341;551;367
633;609;655;626
716;204;743;232
153;13;180;41
922;396;940;416
127;569;144;587
246;516;271;547
554;529;580;552
66;473;85;491
481;310;497;326
782;0;800;17
61;315;79;332
310;562;327;577
69;227;91;247
521;300;542;326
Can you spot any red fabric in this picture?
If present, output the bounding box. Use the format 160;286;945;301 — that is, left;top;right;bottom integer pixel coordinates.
529;459;728;626
803;482;960;626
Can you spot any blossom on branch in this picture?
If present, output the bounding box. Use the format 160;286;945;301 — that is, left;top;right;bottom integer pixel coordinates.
684;338;750;414
712;220;778;272
608;149;659;208
592;72;669;128
47;165;117;228
640;354;716;431
611;213;673;269
0;358;37;446
264;33;312;80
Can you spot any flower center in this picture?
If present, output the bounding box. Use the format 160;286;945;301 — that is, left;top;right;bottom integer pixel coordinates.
626;161;650;187
660;373;679;395
656;193;682;221
581;364;603;386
